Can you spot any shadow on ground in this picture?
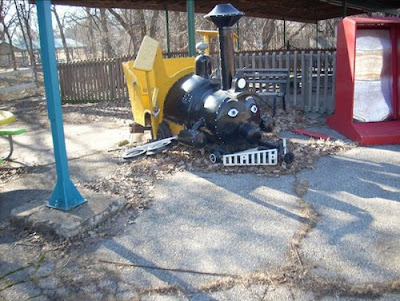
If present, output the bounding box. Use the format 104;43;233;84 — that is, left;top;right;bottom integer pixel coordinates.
0;189;51;222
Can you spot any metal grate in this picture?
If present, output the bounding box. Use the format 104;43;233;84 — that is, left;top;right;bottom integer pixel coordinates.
222;148;278;166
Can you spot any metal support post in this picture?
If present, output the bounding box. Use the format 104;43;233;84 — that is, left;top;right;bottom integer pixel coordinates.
164;3;171;58
36;0;86;211
187;0;196;56
342;0;347;17
283;19;286;49
236;21;240;51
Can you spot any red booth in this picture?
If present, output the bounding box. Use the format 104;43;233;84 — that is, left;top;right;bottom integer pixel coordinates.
327;17;400;145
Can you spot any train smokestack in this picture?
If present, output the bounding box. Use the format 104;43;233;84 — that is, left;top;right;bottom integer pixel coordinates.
205;3;243;90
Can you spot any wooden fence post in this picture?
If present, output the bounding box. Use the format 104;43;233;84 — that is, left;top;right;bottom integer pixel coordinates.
293;51;298;106
308;51;313;112
316;50;321;112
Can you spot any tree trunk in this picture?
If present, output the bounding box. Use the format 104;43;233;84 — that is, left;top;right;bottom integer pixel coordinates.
108;8;136;49
148;10;160;38
287;23;308;41
4;26;17;70
14;0;38;84
138;10;147;39
99;8;115;58
14;1;29;57
1;0;17;70
23;9;38;83
261;19;276;50
85;8;97;59
52;6;71;63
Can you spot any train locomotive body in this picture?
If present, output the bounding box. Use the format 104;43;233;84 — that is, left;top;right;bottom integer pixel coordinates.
164;73;265;147
163;4;274;151
123;3;293;165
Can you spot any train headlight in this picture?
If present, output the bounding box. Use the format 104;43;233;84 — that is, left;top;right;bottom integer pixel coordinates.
237;78;247;89
232;77;248;92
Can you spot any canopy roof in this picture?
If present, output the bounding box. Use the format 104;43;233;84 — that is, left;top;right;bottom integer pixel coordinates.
43;0;400;23
12;38;85;50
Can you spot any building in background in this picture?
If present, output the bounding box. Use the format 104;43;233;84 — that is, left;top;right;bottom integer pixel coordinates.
0;38;86;68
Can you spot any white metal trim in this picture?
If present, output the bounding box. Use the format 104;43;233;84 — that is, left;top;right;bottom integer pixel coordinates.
222;148;278;166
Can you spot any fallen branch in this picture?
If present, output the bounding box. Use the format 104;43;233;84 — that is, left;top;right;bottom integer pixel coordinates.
14;242;41;248
292;244;304;268
98;259;239;278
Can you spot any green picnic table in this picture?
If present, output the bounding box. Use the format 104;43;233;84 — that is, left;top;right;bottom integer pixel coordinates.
0;110;26;162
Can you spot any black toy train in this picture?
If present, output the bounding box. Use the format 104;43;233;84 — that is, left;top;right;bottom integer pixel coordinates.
124;3;294;165
165;3;292;164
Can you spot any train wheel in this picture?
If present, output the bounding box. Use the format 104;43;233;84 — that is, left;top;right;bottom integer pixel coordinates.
209;151;222;164
283;152;295;165
156;122;172;140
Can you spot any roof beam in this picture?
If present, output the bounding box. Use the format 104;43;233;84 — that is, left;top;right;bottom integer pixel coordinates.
320;0;400;15
30;0;400;23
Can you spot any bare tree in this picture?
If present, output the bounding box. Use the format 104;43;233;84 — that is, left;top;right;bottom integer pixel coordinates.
107;8;161;55
99;8;115;58
287;23;308;43
14;0;38;83
85;7;98;59
171;11;187;52
52;5;71;62
261;19;276;50
1;0;17;70
108;8;136;53
148;10;160;38
51;6;338;61
240;17;263;50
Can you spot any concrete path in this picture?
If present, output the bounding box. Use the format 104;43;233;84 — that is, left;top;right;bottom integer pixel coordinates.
94;171;302;292
0;121;129;167
299;145;400;284
91;145;400;299
0;119;130;223
0;105;399;299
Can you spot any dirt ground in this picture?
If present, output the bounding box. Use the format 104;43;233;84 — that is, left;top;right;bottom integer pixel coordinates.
0;95;354;203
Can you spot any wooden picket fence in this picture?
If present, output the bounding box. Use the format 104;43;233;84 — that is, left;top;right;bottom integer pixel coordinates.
234;50;337;114
58;50;336;113
58;55;132;103
58;52;189;103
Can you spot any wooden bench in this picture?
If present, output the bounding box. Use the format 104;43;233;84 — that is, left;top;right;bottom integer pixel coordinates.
236;68;289;116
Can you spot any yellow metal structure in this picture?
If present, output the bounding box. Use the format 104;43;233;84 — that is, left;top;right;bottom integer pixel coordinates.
122;36;195;138
0;110;16;126
196;30;238;55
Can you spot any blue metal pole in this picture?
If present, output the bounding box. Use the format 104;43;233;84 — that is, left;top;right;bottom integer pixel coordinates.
36;0;85;211
186;0;196;57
